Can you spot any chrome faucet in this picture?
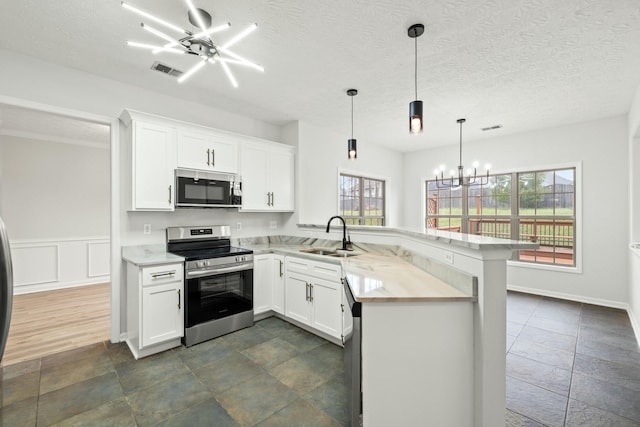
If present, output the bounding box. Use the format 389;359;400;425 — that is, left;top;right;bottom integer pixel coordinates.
326;215;351;250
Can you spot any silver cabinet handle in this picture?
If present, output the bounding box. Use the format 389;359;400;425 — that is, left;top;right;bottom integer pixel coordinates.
177;289;181;309
152;271;176;279
266;192;270;206
168;185;172;204
279;260;283;277
207;149;211;166
271;192;275;207
211;148;215;167
309;283;314;302
305;282;309;302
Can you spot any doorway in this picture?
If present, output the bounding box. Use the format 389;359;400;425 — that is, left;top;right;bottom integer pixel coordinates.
0;102;114;366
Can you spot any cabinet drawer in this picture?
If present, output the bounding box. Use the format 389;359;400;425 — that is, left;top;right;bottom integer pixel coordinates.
285;256;341;281
142;263;183;286
308;260;341;281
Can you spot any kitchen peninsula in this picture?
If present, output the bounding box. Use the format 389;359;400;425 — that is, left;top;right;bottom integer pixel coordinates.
238;225;538;427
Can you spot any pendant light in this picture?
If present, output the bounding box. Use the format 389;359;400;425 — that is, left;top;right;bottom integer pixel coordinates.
408;23;424;134
347;89;358;159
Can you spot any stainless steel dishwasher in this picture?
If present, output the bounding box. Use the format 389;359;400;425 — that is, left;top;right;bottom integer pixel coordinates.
342;276;362;426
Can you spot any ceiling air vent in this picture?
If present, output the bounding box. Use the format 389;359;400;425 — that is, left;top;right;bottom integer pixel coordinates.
151;61;184;78
481;124;503;132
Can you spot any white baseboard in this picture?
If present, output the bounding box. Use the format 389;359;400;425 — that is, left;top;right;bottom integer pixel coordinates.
13;277;110;295
507;285;628;310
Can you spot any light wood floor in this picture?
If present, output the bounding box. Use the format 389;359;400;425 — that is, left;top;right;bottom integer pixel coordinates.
1;283;110;367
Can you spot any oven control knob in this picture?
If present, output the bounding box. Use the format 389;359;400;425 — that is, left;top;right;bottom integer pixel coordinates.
205;260;211;266
197;261;205;268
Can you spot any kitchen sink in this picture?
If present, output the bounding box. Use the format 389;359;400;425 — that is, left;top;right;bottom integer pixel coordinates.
298;248;337;255
298;248;360;258
327;252;360;258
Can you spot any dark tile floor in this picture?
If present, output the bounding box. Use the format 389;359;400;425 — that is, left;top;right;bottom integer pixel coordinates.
506;292;640;427
1;317;347;426
1;292;639;426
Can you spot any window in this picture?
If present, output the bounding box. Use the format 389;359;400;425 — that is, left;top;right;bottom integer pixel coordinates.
339;174;385;225
426;167;576;267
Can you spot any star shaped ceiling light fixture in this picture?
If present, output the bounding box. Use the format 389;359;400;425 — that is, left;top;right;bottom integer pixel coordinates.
122;0;263;87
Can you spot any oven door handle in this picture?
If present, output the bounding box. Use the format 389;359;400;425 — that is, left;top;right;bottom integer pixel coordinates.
186;264;253;279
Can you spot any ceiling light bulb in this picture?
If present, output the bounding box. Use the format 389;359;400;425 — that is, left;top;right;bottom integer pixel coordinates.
222;23;258;50
126;41;185;54
485;163;491;171
466;168;473;176
472;161;479;168
218;47;264;72
449;170;455;177
409;100;423;134
433;169;440;176
177;58;207;83
121;1;185;34
141;23;179;45
439;165;446;172
220;60;238;87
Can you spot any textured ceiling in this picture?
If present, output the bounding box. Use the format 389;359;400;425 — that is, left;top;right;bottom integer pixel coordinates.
0;0;639;151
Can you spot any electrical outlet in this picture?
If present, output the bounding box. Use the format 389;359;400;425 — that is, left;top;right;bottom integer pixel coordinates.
444;251;454;264
270;220;277;229
236;222;242;231
143;224;151;235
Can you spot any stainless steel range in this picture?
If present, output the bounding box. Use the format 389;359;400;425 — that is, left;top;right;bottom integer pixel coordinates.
166;225;253;347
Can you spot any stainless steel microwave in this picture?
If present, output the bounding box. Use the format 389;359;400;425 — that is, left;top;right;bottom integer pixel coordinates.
175;169;242;208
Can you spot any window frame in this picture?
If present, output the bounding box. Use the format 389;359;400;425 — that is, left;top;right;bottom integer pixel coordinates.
423;162;582;273
338;170;387;226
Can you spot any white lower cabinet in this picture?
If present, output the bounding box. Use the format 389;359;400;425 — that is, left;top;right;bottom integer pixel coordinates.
284;256;342;341
126;262;184;359
253;254;285;316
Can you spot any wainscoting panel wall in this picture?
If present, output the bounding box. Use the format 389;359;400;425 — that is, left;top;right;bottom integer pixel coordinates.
10;237;110;294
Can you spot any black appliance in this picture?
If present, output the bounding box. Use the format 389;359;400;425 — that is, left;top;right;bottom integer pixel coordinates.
175;169;242;208
342;276;362;426
167;225;253;346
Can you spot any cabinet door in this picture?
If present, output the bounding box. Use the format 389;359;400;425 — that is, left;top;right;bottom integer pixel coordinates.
240;144;269;210
253;254;272;315
269;149;295;211
310;277;341;339
176;129;212;170
141;282;183;347
133;121;175;210
209;134;238;173
271;255;285;314
285;272;311;325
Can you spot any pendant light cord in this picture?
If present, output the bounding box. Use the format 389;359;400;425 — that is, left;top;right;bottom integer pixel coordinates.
459;120;463;167
351;95;354;139
414;36;418;100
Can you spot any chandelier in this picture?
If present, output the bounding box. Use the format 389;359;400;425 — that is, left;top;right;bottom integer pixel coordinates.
434;118;491;188
122;1;263;87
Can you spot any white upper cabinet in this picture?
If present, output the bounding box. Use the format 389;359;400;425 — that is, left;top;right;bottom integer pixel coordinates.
240;140;295;211
176;128;238;174
120;111;176;211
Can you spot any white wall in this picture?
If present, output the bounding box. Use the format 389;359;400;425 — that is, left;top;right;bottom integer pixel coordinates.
628;83;640;340
295;120;403;230
403;116;629;307
0;135;110;239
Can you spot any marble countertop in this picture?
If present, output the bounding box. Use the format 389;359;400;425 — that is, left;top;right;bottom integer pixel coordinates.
235;239;475;303
121;236;476;303
122;244;184;266
298;223;539;251
342;253;473;302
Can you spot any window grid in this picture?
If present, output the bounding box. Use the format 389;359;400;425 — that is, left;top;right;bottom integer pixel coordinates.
426;167;576;267
340;174;385;226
